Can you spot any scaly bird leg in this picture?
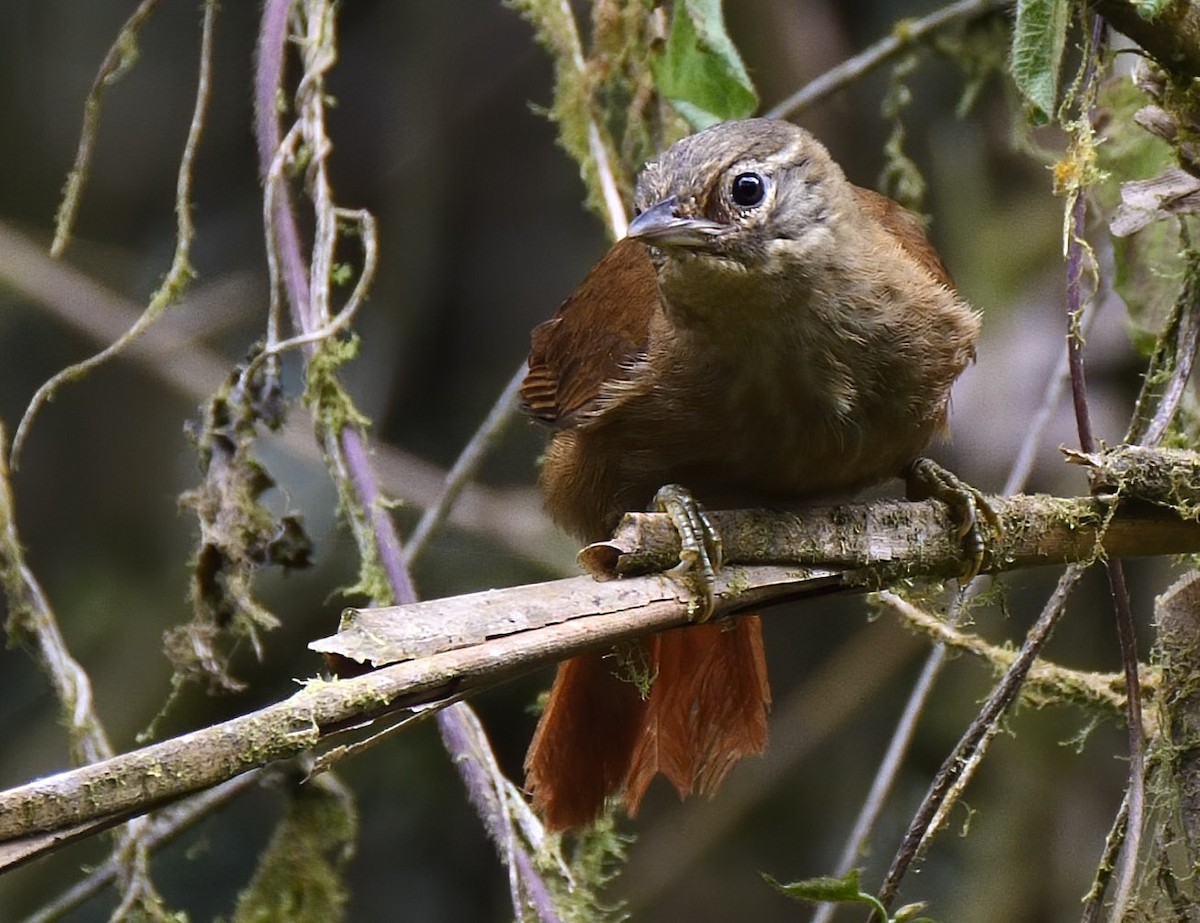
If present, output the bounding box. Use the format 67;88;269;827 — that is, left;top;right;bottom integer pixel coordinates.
652;483;723;621
904;457;1002;583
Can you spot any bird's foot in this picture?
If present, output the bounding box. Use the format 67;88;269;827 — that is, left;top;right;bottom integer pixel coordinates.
904;458;1001;583
653;483;723;621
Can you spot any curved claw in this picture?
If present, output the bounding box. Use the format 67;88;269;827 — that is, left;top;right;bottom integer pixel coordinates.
904;458;1002;584
653;483;722;621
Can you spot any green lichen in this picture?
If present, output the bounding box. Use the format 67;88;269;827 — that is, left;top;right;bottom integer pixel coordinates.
175;358;313;694
302;333;370;435
533;814;631;923
1086;445;1200;522
609;638;657;699
508;0;691;233
225;774;357;923
879;52;927;212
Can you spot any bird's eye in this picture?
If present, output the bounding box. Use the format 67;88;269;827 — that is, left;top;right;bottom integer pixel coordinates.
730;172;767;208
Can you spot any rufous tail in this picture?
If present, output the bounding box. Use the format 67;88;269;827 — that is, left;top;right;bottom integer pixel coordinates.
524;615;771;831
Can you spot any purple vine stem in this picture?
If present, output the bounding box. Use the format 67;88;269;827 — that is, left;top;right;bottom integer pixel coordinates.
253;0;415;605
253;3;561;920
1065;16;1144;921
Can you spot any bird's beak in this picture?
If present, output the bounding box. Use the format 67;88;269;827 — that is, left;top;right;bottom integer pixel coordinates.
625;197;727;248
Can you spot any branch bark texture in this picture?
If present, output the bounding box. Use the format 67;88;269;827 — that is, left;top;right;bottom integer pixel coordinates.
2;474;1199;864
1091;0;1200;79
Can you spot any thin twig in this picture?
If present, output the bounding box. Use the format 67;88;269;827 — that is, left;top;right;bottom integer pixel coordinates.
310;698;464;775
12;0;214;466
1133;245;1200;447
1066;184;1098;457
1058;16;1146;921
51;0;164;257
256;0;417;605
0;423;113;767
812;294;1104;923
6;6;220;915
877;564;1088;908
104;0;225;909
441;705;562;920
1080;790;1131;923
1102;557;1144;918
1074;151;1200;923
19;772;264;923
809;639;951;923
255;1;310;337
550;0;628;238
765;0;1013;120
1006;267;1106;495
405;362;527;562
244;206;380;382
403;0;636;567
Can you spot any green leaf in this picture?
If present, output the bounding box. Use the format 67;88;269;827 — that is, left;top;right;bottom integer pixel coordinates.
894;902;935;922
763;869;937;920
763;869;884;909
653;0;758;129
1011;0;1070;123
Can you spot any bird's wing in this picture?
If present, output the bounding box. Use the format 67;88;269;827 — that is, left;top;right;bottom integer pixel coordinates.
851;185;956;289
521;237;660;428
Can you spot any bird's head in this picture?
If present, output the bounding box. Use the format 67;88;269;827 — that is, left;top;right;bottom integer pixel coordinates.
628;118;850;290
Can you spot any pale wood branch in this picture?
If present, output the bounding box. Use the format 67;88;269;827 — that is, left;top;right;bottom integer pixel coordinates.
3;478;1200;869
317;489;1200;670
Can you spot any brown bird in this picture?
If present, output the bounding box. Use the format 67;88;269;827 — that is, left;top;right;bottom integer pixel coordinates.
521;118;981;831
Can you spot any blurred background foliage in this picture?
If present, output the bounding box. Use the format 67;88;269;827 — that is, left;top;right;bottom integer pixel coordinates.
0;0;1170;920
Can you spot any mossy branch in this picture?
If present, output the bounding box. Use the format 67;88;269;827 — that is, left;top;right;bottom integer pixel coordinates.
3;473;1200;864
1089;0;1200;81
314;486;1200;670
